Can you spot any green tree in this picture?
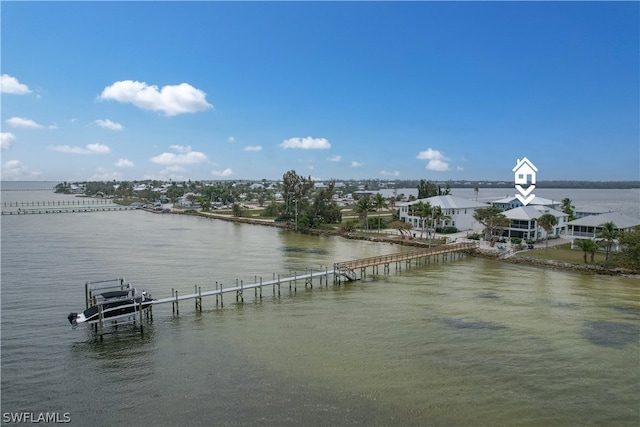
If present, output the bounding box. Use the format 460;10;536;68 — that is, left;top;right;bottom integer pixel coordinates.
473;206;509;246
280;170;313;221
231;202;243;217
537;213;558;252
574;239;597;263
616;226;640;269
354;196;375;231
373;193;387;233
305;181;342;227
561;198;576;221
197;195;211;211
260;202;280;218
417;179;447;199
409;201;432;239
474;186;479;201
596;221;618;263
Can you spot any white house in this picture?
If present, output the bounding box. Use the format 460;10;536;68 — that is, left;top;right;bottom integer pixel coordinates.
501;205;568;240
565;212;640;240
399;195;489;231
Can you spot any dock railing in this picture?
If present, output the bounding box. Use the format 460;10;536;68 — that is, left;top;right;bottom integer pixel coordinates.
334;241;478;280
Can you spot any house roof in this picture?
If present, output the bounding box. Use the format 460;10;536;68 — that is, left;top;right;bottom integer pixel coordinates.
492;196;558;206
567;212;640;229
502;205;566;221
402;195;489;209
574;206;611;215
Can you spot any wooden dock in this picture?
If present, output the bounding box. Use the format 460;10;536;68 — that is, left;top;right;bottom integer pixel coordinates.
2;199;138;215
150;242;478;314
152;269;334;315
80;242;478;337
333;241;478;281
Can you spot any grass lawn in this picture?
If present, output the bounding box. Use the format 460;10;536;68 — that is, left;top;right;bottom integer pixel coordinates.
516;243;610;265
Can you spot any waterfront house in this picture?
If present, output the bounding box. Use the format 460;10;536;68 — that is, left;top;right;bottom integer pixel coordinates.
565;212;640;240
399;195;489;231
501;205;568;240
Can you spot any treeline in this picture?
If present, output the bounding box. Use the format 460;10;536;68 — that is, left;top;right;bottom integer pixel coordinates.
395;180;640;189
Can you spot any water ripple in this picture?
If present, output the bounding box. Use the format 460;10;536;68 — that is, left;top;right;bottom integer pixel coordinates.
439;317;508;331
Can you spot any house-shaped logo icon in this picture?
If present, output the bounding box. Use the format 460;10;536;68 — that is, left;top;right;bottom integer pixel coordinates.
513;157;538;206
513;157;538;185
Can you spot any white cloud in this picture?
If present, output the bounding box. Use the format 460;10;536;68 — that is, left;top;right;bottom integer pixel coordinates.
280;137;331;150
327;155;341;162
115;158;134;168
48;124;58;130
381;170;400;177
456;166;464;171
95;119;123;131
1;132;16;150
351;161;363;167
1;160;41;180
98;80;213;116
6;117;42;129
211;168;233;177
244;145;262;152
417;148;450;171
228;136;235;143
1;74;32;94
49;143;111;155
425;160;450;171
416;148;448;161
150;145;208;165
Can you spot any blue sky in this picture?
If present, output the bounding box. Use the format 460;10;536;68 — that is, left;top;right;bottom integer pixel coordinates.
1;1;638;182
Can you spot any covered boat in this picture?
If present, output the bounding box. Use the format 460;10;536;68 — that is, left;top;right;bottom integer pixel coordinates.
67;279;154;327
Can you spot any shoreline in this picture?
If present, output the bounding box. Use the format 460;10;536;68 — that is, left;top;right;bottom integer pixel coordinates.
168;209;640;278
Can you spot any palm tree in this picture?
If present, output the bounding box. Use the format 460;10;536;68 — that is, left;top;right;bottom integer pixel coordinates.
474;186;479;201
537;213;558;252
409;201;432;239
373;193;387;233
574;239;597;263
430;205;451;245
596;221;618;263
355;196;374;231
561;198;576;221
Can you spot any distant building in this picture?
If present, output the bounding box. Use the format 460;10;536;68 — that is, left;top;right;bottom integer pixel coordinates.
573;207;611;219
492;196;560;210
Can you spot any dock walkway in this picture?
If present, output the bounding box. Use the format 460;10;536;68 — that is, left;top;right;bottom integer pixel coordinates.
81;242;478;337
152;269;333;313
334;241;478;281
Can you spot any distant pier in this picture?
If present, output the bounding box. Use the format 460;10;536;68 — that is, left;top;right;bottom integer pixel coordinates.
2;199;138;215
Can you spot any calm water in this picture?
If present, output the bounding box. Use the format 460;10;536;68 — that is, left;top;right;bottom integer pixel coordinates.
1;185;639;426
